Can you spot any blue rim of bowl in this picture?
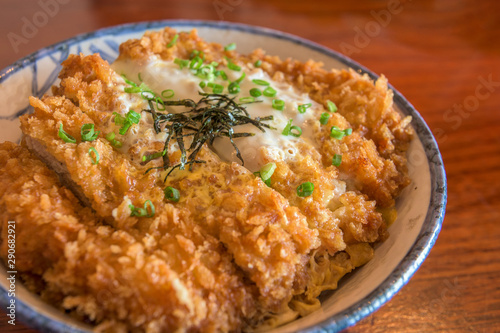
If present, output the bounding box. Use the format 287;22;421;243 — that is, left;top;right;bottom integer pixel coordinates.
0;20;447;333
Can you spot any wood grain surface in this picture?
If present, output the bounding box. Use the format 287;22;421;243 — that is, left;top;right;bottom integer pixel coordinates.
0;0;499;332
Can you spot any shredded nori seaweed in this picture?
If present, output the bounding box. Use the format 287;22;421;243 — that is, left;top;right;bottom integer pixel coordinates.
143;93;275;179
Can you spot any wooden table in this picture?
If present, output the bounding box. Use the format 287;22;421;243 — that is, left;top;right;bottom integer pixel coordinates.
0;0;499;332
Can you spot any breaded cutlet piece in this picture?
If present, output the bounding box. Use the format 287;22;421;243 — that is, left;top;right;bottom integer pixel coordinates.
114;28;392;253
117;28;413;208
20;53;323;320
5;27;414;332
0;142;266;332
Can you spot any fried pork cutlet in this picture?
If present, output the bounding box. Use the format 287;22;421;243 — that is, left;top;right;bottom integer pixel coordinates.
0;27;413;332
0;142;259;332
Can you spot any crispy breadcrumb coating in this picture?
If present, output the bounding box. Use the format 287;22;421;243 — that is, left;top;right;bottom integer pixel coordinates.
118;28;413;207
0;28;413;332
0;142;259;332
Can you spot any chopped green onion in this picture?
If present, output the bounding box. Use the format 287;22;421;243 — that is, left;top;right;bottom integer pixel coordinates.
190;50;201;59
214;85;224;94
282;119;302;137
263;86;277;97
254;171;271;186
153;97;166;111
254;60;262;67
227;62;241;71
319;112;330;125
144;200;155;217
81;123;100;142
199;81;206;89
298;103;312;114
58;124;76;143
140;90;156;101
282;119;293;135
174;58;190;69
105;132;122;148
259;162;276;181
122;75;154;98
196;65;216;81
290;126;302;137
249;88;262;97
239;96;255;103
330;126;352;140
219;70;228;80
125;85;146;94
166;34;179;48
124;86;141;94
252;79;270;86
113;112;126;125
224;42;237;51
126;110;141;124
234;72;246;84
116;110;141;135
330;126;344;140
228;82;241;94
129;200;155;218
207;82;224;94
118;123;131;135
138;73;143;82
189;56;203;69
272;99;285;111
297;182;314;197
139;83;152;94
129;204;145;217
88;147;99;165
161;89;175;99
327;100;337;112
332;154;342;167
122;75;156;103
142;149;167;163
105;132;115;141
121;75;136;87
164;186;180;202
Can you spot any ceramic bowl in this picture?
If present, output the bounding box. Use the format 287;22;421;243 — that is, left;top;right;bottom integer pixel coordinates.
0;20;447;333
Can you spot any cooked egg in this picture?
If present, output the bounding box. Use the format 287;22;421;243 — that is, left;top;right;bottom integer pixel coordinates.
112;57;324;172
